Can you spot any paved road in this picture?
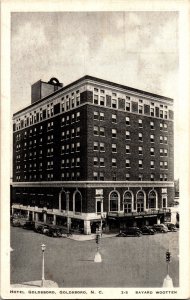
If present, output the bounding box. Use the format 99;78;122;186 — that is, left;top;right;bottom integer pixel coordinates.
11;227;179;288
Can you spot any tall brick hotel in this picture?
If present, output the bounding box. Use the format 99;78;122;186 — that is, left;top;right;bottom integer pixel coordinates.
12;75;174;234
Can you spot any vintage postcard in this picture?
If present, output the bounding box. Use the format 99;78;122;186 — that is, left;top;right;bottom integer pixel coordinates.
1;0;190;299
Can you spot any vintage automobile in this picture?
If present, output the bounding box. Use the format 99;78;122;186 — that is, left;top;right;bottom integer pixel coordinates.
23;221;35;230
140;226;155;235
153;224;168;233
164;222;177;232
47;227;62;237
117;227;142;237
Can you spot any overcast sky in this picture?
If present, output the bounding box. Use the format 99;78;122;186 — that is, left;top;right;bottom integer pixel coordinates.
11;11;179;177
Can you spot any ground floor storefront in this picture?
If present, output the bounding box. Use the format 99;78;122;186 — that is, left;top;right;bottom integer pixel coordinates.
11;181;174;234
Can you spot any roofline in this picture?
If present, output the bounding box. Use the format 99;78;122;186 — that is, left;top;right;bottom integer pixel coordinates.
13;75;173;117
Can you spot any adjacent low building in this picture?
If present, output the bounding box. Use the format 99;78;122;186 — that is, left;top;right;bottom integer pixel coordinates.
12;75;174;234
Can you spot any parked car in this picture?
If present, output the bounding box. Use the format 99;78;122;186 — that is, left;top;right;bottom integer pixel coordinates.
117;227;142;237
153;224;168;233
12;219;21;227
42;225;50;234
35;225;44;234
23;221;35;230
48;227;62;237
164;222;177;232
141;226;155;235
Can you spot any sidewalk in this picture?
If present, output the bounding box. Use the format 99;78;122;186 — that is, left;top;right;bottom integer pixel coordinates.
11;280;59;288
68;233;116;241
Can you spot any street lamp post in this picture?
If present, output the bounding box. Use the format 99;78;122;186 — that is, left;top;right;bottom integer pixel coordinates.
66;191;70;237
100;196;104;236
41;244;46;287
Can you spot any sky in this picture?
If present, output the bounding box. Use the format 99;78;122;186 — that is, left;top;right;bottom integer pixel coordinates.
11;11;179;177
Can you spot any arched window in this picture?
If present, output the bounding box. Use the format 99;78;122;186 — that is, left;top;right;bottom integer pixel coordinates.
136;191;144;212
123;191;132;213
148;190;157;209
74;191;82;213
109;191;119;212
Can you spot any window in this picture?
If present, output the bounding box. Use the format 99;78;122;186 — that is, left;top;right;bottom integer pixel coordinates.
112;143;117;153
126;145;130;154
76;142;80;152
71;158;75;167
138;174;143;181
150;147;155;156
160;174;163;181
100;96;105;106
139;133;143;141
94;157;98;166
126;173;130;180
150;174;154;181
126;101;130;111
100;142;105;152
150;121;154;129
109;191;118;211
61;117;65;126
94;111;99;120
61;131;65;140
76;127;80;137
164;111;168;119
94;141;98;151
61;145;65;154
126;131;130;140
71;114;75;123
138;119;143;128
66;130;70;139
71;143;75;152
160;110;163;118
112;99;117;108
164;174;168;181
99;172;104;181
123;191;132;213
76;157;80;167
66;144;70;153
66;100;70;110
160;136;163;143
71;172;75;179
139;146;143;155
150;134;154;143
112;114;117;123
100;112;104;121
66;159;70;168
113;172;117;181
150;108;154;116
164;123;168;130
93;172;98;180
112;92;117;97
66;115;70;125
139;160;143;168
100;89;105;94
148;191;157;208
126;117;130;125
160;161;164;169
160;122;163;130
76;112;80;121
112;129;117;138
112;158;117;167
139;105;143;114
94;88;98;92
164;136;168;144
76;96;80;106
100;127;105;136
150;160;155;169
71;128;75;138
164;161;168;169
76;172;80;180
61;159;65;168
61;173;65;180
94;126;98;135
100;158;104;167
136;191;144;212
94;95;98;104
160;148;163;156
126;159;130;168
164;149;168;156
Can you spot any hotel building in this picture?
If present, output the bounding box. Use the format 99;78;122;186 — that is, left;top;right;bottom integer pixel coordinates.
12;75;174;234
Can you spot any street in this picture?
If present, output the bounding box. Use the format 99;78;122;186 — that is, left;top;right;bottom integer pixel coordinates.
11;227;179;288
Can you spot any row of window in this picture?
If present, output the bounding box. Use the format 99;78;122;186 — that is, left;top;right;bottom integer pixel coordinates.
16;117;168;142
93;126;168;143
93;112;168;130
93;94;169;119
15;172;168;182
